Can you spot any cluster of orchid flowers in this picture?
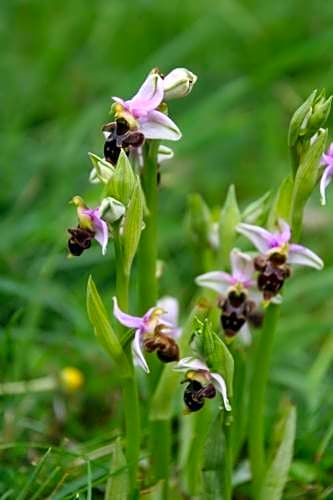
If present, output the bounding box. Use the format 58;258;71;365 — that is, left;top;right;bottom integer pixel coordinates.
68;69;331;416
67;67;197;256
112;218;323;413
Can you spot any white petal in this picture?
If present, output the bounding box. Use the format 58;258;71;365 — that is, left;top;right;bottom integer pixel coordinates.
139;110;181;141
236;223;273;253
157;296;179;327
238;323;252;346
195;271;233;294
132;330;149;373
230;249;254;282
210;372;231;411
174;357;208;372
128;72;164;112
288;244;324;270
277;219;291;244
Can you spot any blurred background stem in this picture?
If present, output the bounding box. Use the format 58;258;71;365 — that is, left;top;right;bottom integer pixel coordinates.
248;303;280;497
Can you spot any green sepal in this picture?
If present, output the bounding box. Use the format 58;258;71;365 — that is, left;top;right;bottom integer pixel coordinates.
259;403;296;500
242;191;271;225
86;276;131;379
106;150;136;205
290;128;327;240
121;179;144;275
219;185;241;268
105;437;129;500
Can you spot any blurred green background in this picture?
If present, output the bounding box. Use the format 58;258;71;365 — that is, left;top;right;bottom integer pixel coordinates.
1;0;333;497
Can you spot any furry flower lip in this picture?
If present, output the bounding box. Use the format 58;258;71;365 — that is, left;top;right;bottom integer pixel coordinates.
174;357;231;413
67;196;109;256
196;249;260;338
112;297;180;373
237;219;323;300
112;70;182;141
320;143;333;205
102;118;145;166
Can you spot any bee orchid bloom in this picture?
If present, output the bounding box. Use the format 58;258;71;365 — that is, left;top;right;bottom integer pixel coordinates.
237;219;323;300
175;357;231;412
112;71;181;141
320;143;333;205
68;196;109;256
112;297;180;373
195;249;260;339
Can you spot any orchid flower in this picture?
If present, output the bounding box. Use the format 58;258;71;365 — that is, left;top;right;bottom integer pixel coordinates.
112;71;181;141
112;297;179;373
68;196;109;256
237;219;323;300
320;143;333;205
236;219;323;270
174;357;231;412
195;249;260;340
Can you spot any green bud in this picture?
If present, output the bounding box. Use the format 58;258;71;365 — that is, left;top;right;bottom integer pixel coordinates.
99;197;126;224
88;152;115;184
106;150;136;204
288;90;317;148
307;93;332;135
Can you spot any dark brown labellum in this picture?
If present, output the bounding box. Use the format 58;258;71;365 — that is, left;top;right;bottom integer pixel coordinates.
67;227;95;256
143;332;180;363
183;380;205;412
220;292;256;337
255;255;291;300
103;118;145;166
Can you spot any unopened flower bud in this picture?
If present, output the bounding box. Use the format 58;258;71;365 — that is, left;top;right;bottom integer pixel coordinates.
99;197;125;224
163;68;197;100
307;94;332;134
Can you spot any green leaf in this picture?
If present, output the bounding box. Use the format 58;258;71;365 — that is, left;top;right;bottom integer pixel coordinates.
259;404;296;500
106;150;136;204
121;179;144;275
88;152;115;184
290;128;327;240
219;185;241;268
105;438;128;500
202;413;224;500
267;175;294;229
86;276;131;378
196;319;234;396
242;191;271;225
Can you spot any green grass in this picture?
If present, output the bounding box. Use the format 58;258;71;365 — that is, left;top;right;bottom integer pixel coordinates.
1;0;333;497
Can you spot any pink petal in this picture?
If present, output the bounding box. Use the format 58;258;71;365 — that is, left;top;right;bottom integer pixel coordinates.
277;219;291;244
230;249;254;283
157;296;179;328
82;208;109;255
195;271;233;294
127;72;164;113
288;244;324;270
112;297;144;329
210;372;231;411
236;223;273;253
139;110;181;141
132;329;149;373
320;165;333;206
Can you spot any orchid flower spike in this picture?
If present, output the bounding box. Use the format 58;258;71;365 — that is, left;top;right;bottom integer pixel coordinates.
237;219;323;300
174;357;231;413
67;196;109;256
195;249;261;340
112;297;180;373
112;70;181;141
320;143;333;205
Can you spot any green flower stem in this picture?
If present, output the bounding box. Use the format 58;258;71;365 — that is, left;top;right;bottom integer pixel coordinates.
114;229;141;494
222;420;233;500
137;141;159;314
248;303;280;498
